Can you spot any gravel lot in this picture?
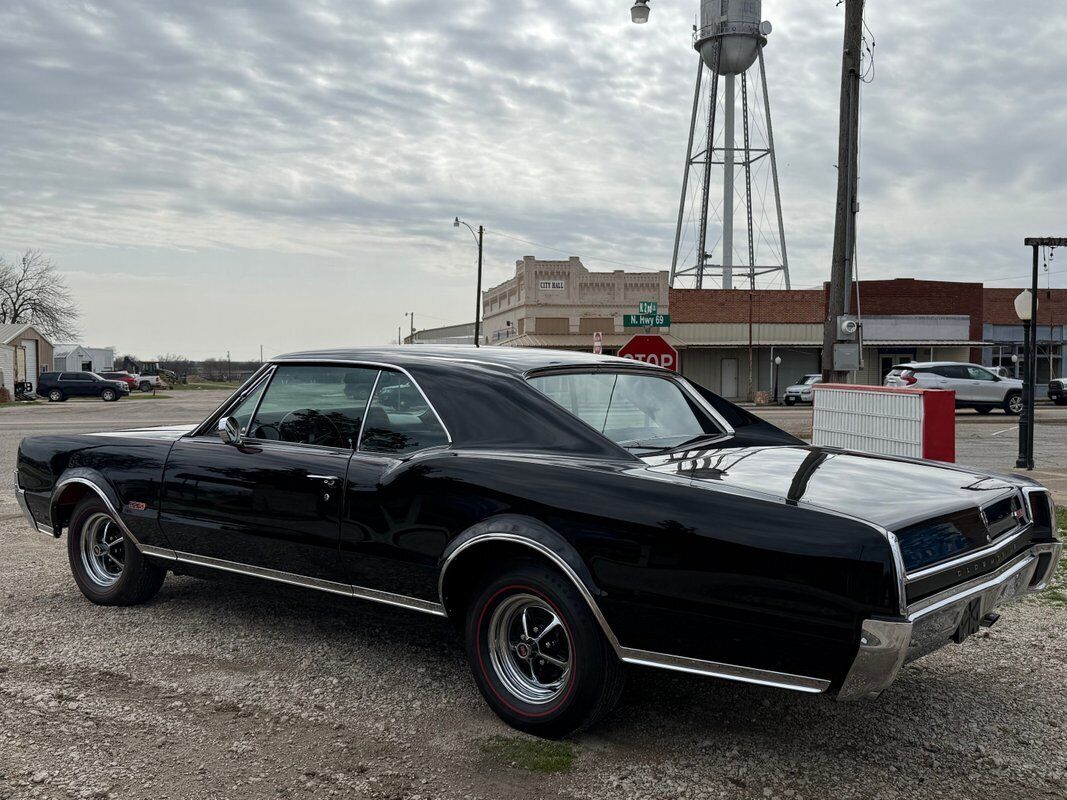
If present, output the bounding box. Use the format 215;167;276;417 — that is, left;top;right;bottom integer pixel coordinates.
2;394;1065;800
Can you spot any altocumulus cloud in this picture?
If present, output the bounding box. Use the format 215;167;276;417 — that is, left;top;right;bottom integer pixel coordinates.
0;0;1065;355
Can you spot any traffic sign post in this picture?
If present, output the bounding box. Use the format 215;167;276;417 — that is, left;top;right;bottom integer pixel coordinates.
618;335;679;371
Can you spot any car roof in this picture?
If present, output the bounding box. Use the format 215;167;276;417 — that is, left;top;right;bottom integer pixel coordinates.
273;345;666;375
894;362;988;369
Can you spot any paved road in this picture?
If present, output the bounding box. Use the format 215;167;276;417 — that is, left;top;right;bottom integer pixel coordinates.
2;393;1065;800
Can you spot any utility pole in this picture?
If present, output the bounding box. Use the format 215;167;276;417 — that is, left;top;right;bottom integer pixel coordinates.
822;0;865;383
475;225;484;347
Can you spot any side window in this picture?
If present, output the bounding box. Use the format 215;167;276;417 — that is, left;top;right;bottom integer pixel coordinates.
249;365;379;449
360;371;448;455
967;367;996;381
939;366;967;379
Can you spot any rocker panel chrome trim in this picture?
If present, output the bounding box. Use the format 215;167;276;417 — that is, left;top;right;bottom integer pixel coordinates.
439;532;830;694
164;550;447;616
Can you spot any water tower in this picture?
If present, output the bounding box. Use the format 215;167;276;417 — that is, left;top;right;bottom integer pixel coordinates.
667;0;791;289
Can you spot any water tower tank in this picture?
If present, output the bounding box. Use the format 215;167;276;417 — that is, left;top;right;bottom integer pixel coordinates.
695;0;765;76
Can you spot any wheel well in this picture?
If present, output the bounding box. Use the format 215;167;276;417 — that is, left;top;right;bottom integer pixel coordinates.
50;483;95;532
439;540;576;627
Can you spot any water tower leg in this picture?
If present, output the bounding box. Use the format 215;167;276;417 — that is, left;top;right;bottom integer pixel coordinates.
742;71;756;288
759;48;791;289
696;68;722;290
723;74;736;290
671;57;705;287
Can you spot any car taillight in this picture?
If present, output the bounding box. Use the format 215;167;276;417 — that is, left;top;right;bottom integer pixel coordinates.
902;373;917;385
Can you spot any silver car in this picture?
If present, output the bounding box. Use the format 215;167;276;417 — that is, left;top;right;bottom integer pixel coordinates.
884;362;1024;415
782;374;823;406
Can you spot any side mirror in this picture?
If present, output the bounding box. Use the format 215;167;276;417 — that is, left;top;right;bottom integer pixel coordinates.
218;416;241;445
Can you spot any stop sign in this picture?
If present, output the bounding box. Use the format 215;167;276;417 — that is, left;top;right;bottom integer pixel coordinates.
618;335;679;371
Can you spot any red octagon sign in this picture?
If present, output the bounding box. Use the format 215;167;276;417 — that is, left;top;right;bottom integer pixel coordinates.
618;334;679;371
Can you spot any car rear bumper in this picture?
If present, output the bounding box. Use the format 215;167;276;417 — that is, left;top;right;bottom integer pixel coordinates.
13;470;54;537
837;540;1062;700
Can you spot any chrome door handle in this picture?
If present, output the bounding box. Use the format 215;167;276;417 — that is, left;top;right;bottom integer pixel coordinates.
308;474;340;486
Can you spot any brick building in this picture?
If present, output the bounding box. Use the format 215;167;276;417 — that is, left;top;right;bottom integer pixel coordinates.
671;280;989;400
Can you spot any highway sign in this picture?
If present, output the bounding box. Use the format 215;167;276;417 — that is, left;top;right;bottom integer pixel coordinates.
624;314;671;328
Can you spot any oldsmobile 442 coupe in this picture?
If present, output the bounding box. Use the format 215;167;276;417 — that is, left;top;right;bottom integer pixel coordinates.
15;347;1062;737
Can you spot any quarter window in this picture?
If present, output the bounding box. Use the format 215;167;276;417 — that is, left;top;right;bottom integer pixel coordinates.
359;371;448;455
247;365;378;449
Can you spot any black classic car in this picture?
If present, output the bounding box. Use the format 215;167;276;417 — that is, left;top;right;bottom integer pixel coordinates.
15;347;1063;737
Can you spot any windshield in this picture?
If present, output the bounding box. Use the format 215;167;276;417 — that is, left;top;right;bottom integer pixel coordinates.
528;371;723;451
800;375;821;385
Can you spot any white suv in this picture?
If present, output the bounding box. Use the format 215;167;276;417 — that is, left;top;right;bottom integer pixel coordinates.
884;362;1024;415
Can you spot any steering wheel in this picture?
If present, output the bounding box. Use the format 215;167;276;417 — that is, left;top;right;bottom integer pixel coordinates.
278;408;342;447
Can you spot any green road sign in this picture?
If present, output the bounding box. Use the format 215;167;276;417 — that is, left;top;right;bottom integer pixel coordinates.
624;314;671;328
638;301;659;315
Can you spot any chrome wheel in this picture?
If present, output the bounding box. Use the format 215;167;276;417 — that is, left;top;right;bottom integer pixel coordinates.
488;594;572;705
79;513;125;588
1008;395;1024;414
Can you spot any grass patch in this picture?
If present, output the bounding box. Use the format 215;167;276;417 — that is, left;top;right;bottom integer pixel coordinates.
479;736;575;774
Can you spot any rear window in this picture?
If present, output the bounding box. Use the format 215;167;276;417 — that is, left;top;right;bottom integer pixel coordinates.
528;371;723;451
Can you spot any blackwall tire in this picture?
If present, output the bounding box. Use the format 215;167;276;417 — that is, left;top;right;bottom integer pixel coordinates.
66;497;166;606
139;381;152;393
48;389;64;402
465;558;625;739
101;388;117;402
784;398;796;407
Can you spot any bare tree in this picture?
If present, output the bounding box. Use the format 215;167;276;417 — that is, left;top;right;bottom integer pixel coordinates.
0;250;80;340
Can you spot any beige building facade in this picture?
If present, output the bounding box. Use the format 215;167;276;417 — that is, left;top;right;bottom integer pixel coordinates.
483;256;673;351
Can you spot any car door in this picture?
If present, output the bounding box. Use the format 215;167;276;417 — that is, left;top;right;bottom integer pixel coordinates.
339;368;452;601
159;364;378;584
937;365;973;402
60;372;92;397
966;366;1001;403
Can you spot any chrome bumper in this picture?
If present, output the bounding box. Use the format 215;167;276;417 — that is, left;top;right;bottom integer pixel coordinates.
838;541;1062;700
13;470;55;537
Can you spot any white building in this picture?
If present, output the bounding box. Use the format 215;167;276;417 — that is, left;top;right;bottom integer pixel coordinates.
52;344;115;374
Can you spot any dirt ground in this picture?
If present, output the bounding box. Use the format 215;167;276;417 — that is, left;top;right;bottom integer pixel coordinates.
2;393;1065;800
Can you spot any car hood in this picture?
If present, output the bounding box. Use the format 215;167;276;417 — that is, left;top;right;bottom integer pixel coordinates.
643;444;1027;531
785;384;816;392
85;424;196;441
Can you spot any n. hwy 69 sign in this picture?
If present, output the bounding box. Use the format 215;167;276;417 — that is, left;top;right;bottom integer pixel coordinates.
618;335;679;371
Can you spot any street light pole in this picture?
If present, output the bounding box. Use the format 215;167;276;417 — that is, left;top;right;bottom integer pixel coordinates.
455;218;485;347
1020;238;1066;470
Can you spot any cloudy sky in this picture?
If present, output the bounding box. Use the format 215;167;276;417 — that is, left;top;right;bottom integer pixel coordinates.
1;0;1065;359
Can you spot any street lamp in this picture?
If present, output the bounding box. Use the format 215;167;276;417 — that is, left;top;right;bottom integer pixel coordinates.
1014;289;1035;470
454;217;485;348
773;356;782;404
630;0;650;23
